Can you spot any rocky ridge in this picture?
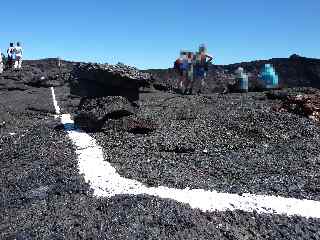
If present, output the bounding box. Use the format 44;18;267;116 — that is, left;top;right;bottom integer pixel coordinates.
148;54;320;94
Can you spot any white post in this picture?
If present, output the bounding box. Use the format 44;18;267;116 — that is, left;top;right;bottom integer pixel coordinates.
57;57;61;67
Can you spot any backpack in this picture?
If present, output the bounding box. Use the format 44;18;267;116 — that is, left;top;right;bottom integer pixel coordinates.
200;55;209;71
1;53;6;64
174;59;181;71
7;47;14;56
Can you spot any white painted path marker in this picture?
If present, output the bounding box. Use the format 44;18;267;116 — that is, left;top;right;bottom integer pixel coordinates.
50;87;320;219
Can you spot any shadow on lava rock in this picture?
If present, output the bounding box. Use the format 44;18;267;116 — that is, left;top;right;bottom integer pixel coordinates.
139;89;154;94
63;123;76;131
53;122;79;132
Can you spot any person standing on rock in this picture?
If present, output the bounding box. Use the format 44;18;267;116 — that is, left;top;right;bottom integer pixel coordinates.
7;43;15;69
194;44;213;94
14;42;23;70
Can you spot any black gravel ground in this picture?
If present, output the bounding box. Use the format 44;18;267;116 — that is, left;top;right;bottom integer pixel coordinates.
1;77;320;238
90;91;320;201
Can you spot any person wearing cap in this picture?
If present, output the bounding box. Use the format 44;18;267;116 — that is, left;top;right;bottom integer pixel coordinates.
14;42;23;69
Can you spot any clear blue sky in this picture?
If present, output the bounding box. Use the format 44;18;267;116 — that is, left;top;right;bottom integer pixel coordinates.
1;0;319;69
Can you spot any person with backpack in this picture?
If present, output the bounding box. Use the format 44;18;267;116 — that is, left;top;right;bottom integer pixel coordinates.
7;43;15;69
174;51;188;91
194;44;213;93
14;42;23;70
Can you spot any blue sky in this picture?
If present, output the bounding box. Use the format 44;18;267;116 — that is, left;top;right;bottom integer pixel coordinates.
1;0;319;69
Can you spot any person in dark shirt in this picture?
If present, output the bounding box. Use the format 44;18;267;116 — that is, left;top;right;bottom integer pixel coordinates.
7;43;15;69
194;44;213;94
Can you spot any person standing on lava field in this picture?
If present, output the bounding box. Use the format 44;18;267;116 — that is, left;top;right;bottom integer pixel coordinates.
174;52;183;89
194;44;213;94
7;43;15;69
175;51;188;92
184;51;195;95
14;42;23;70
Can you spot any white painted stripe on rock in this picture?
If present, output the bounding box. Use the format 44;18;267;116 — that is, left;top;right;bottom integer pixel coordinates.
50;87;61;115
51;87;320;219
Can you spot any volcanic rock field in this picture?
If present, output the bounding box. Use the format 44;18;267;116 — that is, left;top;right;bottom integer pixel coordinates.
1;58;320;239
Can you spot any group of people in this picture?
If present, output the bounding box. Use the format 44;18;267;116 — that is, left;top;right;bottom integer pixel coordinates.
174;44;213;94
234;64;279;92
0;42;23;73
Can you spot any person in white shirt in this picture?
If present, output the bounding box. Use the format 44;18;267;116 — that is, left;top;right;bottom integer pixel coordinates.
7;43;15;69
14;42;23;69
0;50;3;73
14;42;22;69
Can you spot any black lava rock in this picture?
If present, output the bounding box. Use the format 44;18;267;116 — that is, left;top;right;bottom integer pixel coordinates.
0;58;74;90
74;96;135;132
70;62;151;101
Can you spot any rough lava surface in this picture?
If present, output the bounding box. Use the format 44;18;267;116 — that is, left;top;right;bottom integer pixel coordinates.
1;58;320;239
71;62;151;101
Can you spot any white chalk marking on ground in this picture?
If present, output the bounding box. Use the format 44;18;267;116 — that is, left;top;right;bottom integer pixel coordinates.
50;87;60;115
50;87;320;219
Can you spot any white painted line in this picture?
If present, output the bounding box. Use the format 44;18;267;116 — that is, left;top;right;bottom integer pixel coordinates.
50;87;60;115
50;87;320;219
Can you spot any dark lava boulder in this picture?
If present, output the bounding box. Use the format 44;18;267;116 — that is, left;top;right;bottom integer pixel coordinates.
153;82;172;92
0;58;74;90
275;93;320;122
269;88;320;123
74;96;136;131
70;63;151;101
266;87;320;100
